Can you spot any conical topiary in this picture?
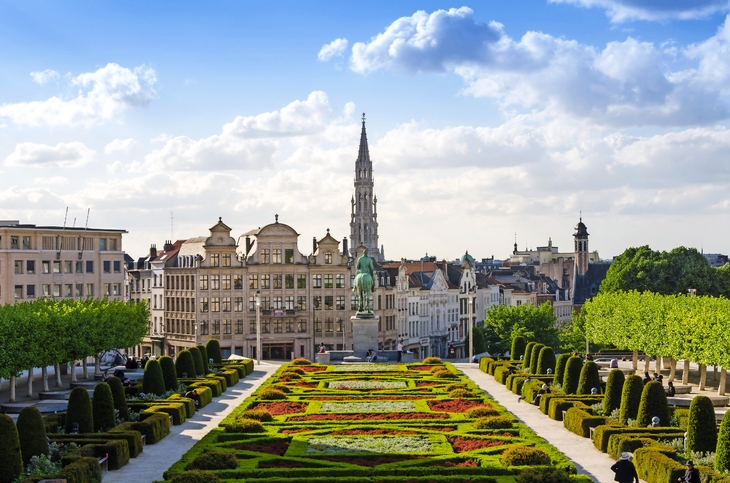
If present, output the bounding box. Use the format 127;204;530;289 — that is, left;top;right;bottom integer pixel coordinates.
107;376;129;421
687;395;717;453
537;346;555;375
577;361;602;395
603;369;625;415
176;350;196;378
92;382;116;432
17;406;48;467
619;375;644;425
529;344;545;374
197;344;210;374
189;346;204;377
0;414;22;483
523;342;536;369
716;411;730;472
159;356;178;392
143;359;166;396
510;336;526;361
562;356;583;394
636;380;670;427
65;386;94;434
554;353;571;387
206;338;222;364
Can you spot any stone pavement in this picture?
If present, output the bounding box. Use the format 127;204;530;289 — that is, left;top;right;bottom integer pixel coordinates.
455;363;632;483
102;362;280;483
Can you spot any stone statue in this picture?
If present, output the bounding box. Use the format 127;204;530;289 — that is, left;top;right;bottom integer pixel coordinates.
353;248;375;314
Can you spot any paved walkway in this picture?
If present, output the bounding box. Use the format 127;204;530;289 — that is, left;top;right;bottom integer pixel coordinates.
102;362;280;483
455;364;628;483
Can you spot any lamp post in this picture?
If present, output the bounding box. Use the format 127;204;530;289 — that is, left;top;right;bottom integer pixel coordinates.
255;290;261;365
468;287;475;363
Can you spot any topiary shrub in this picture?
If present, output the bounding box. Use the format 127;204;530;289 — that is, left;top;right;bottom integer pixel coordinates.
187;449;238;470
259;388;287;400
523;342;536;368
224;418;265;433
473;416;513;429
619;375;644;425
433;369;458;379
0;414;23;483
240;409;273;422
499;445;551;466
16;406;48;468
554;353;571;387
577;361;601;395
423;356;442;364
279;372;302;380
176;350;196;378
636;380;670;427
143;359;166;396
529;344;545;374
290;358;311;365
108;376;130;421
189;347;205;376
159;356;179;392
197;344;209;374
446;383;468;392
562;356;583;394
603;369;625;415
269;383;291;393
171;470;222;483
205;339;222;364
448;388;472;398
92;382;117;432
537;346;556;375
686;395;717;453
284;367;305;375
511;336;526;361
65;386;94;434
716;410;730;472
516;467;572;483
466;406;501;418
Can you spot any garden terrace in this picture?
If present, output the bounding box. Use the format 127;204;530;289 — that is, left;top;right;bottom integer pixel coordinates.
163;361;592;483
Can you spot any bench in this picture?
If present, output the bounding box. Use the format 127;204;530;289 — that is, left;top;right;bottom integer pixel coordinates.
673;385;692;394
98;455;108;472
140;434;146;447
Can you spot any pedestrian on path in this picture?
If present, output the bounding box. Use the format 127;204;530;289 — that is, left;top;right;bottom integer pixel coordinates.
611;452;639;483
678;460;700;483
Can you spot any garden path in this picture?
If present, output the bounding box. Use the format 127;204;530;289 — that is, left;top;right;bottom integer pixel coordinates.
456;363;646;483
102;362;281;483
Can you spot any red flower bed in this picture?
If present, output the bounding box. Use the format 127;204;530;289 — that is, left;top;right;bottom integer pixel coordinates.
288;412;448;422
259;460;308;468
427;459;479;467
318;455;419;467
233;440;290;455
308;396;426;401
298;366;327;372
448;437;507;453
428;399;484;412
417;426;456;432
256;402;307;415
295;381;317;388
409;366;441;371
281;427;312;434
416;381;440;387
330;428;417;436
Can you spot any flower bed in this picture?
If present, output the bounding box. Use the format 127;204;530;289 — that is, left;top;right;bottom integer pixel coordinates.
162;361;584;483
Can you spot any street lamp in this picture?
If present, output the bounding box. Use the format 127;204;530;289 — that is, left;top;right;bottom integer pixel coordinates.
255;290;261;365
468;285;475;363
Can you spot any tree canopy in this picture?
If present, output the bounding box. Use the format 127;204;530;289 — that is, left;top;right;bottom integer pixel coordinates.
483;302;559;350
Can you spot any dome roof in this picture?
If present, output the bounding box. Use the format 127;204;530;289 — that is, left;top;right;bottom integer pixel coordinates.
573;218;589;238
460;250;475;267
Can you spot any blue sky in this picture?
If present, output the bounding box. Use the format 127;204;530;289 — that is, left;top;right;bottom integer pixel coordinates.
2;1;730;260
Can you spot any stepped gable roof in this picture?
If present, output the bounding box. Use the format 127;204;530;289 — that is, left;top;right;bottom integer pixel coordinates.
573;262;611;305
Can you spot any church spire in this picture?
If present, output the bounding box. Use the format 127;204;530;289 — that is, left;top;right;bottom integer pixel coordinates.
350;112;381;261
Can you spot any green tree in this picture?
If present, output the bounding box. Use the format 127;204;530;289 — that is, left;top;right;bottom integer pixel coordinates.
577;361;602;395
92;382;116;432
686;396;718;453
17;406;48;467
483;303;559;351
0;414;22;483
143;359;166;396
636;380;670;427
603;369;625;415
562;356;583;394
619;375;644;425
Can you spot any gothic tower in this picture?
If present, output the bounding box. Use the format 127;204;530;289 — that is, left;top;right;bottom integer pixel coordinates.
350;113;382;261
573;216;589;276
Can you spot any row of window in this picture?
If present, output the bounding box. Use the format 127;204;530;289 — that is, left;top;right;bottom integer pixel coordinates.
12;283;121;299
12;260;120;275
4;236;119;251
197;294;360;312
198;318;308;335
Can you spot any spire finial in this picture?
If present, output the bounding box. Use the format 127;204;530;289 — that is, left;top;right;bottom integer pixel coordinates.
580;210;582;222
362;112;366;125
275;214;279;223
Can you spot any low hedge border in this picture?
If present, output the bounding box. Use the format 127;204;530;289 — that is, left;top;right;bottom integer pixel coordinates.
592;425;684;453
55;438;130;470
548;397;603;421
51;430;143;458
539;393;601;415
166;394;197;417
606;436;674;461
128;401;187;425
634;448;685;483
563;407;608;438
113;412;170;444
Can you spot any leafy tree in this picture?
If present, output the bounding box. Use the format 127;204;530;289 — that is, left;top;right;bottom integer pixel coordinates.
619;375;644;425
686;396;717;453
483;303;559;352
577;361;601;395
603;369;625;415
636;381;670;427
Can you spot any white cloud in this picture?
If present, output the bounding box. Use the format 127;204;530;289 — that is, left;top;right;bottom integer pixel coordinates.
318;38;349;61
549;0;730;23
104;138;137;154
30;69;59;85
342;8;730;126
0;63;156;127
4;142;96;168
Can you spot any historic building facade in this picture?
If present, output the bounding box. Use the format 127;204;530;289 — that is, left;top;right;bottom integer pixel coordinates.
350;114;383;262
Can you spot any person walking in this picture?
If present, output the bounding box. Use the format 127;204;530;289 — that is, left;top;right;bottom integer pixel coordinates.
678;460;700;483
396;341;403;362
611;452;639;483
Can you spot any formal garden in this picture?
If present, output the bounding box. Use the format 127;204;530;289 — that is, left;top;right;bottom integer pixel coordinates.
480;334;730;483
160;357;592;483
0;335;254;483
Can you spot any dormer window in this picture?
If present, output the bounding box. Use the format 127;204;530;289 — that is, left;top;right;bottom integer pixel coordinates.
325;251;333;264
211;254;220;267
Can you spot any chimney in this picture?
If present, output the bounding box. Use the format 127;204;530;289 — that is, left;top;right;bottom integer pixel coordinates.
149;244;157;258
313;237;317;256
164;240;174;251
343;237;348;257
245;236;252;256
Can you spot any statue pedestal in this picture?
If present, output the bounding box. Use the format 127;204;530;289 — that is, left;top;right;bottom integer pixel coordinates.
351;315;380;358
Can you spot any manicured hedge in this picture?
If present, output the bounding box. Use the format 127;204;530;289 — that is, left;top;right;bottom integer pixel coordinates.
592;425;684;453
114;412;170;444
61;438;130;470
92;382;116;432
716;409;730;472
17;406;49;467
160;355;179;392
529;343;545;374
0;414;22;483
189;347;204;377
143;359;167;396
523;342;536;369
634;448;685;483
176;350;197;378
548;396;602;421
127;400;187;425
553;353;571;387
576;361;601;395
52;431;144;458
206;338;223;364
510;336;526;360
108;376;130;421
197;344;210;375
636;381;670;428
563;407;607;438
619;375;644;425
562;356;583;394
602;369;625;415
65;386;94;434
537;346;556;375
686;395;717;453
607;435;676;461
57;454;102;483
